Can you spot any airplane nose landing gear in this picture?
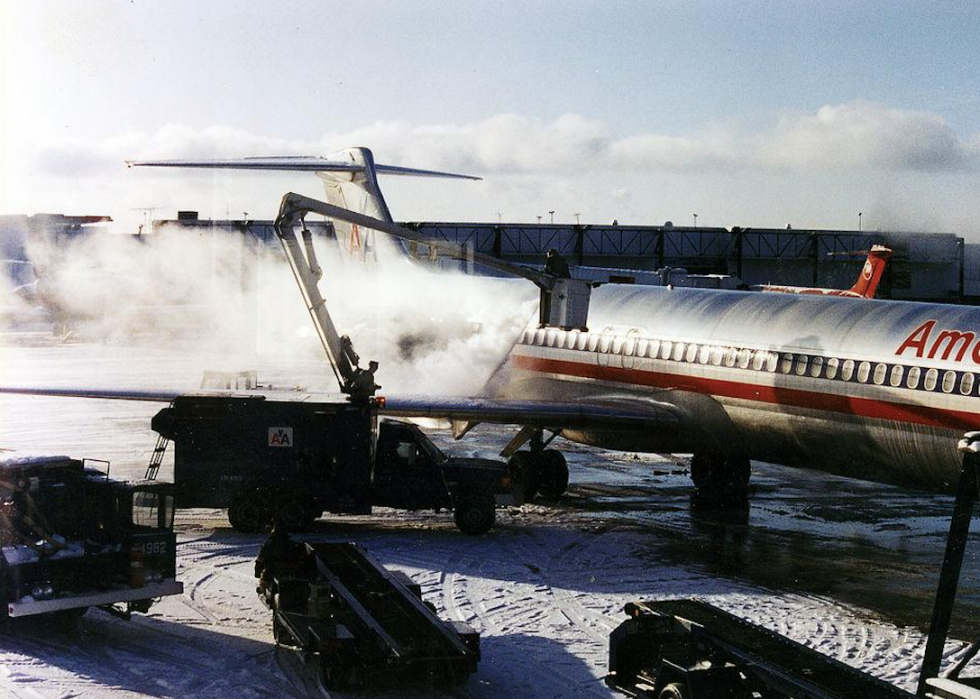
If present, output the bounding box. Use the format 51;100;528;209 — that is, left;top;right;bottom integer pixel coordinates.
508;449;570;502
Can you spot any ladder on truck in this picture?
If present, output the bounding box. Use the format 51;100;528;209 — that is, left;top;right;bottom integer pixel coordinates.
144;433;169;481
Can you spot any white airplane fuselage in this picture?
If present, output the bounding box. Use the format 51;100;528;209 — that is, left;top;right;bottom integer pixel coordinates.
496;284;980;493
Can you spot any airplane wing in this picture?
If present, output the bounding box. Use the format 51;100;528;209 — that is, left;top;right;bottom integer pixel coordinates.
381;395;681;430
0;386;683;438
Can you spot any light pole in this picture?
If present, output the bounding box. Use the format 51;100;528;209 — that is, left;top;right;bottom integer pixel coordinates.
537;216;542;224
549;210;555;224
693;213;698;228
574;213;581;225
858;212;862;232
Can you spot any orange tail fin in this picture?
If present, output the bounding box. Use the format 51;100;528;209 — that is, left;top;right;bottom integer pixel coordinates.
848;245;892;299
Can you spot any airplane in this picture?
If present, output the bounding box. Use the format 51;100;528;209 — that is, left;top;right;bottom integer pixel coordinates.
750;245;893;299
3;148;976;504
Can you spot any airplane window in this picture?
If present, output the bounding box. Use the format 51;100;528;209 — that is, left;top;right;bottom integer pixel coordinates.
648;339;660;358
766;353;779;372
697;345;710;364
841;360;855;381
711;347;724;365
810;356;824;377
906;366;921;389
825;357;839;379
942;370;956;393
622;335;635;355
636;338;647;357
737;348;751;369
686;344;699;363
547;329;558;347
924;368;938;391
873;363;887;385
795;356;808;376
889;366;904;387
661;341;673;360
780;353;794;374
857;361;871;383
612;336;625;354
961;373;975;396
725;347;737;367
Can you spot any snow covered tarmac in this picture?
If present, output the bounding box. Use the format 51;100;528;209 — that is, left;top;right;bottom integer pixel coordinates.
2;336;979;698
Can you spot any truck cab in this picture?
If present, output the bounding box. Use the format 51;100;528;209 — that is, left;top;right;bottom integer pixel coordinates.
374;419;518;534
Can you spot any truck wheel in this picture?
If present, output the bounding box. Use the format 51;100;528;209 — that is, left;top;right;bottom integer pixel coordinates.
536;450;569;500
274;492;312;531
272;612;297;647
658;682;690;699
228;494;268;533
318;654;355;691
508;452;539;503
454;493;496;535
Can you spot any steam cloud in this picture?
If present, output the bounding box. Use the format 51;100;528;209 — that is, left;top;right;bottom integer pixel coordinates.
1;227;537;396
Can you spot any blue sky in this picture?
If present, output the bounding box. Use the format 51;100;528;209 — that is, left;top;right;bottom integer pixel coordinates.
2;1;978;235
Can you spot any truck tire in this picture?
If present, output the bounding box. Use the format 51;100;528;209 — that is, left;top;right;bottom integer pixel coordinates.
537;450;569;500
508;452;539;503
318;653;356;692
274;492;314;531
453;493;496;535
658;682;690;699
227;493;268;533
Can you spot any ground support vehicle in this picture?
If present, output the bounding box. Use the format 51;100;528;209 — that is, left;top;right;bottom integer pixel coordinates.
607;432;980;699
151;394;517;534
0;454;181;619
607;598;911;699
257;540;480;691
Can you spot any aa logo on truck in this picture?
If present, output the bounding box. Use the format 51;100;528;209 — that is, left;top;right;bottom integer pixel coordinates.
268;427;294;448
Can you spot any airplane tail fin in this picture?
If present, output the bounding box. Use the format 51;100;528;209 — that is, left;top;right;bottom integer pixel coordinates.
128;147;480;262
847;245;892;299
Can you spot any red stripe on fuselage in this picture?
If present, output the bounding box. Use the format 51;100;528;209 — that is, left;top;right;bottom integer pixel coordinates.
511;353;980;431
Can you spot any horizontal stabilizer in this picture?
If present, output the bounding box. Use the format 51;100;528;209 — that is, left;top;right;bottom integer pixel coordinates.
126;157;481;180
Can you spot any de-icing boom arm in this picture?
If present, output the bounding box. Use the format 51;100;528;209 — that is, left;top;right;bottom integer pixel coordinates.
275;194;377;398
276;192;559;291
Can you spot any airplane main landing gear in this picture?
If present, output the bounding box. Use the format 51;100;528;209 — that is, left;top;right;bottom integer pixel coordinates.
508;449;569;502
689;453;751;501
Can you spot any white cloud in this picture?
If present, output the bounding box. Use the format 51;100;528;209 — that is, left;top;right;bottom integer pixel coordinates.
3;101;978;234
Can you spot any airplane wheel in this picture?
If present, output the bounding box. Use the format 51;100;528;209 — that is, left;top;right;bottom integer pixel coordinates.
228;493;269;533
536;450;569;500
690;453;750;495
508;452;539;503
454;492;496;534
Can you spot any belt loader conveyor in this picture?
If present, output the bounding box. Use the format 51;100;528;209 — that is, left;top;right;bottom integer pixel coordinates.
258;541;480;692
